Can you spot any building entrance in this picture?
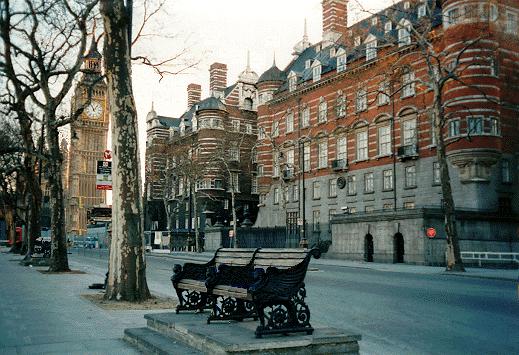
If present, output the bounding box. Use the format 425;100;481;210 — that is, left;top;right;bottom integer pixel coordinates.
393;233;404;263
364;234;374;262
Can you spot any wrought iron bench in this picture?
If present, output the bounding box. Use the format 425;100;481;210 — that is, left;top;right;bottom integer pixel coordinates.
171;248;259;313
206;248;321;338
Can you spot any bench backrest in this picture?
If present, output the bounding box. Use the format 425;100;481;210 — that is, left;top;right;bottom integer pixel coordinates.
253;248;314;270
213;248;259;268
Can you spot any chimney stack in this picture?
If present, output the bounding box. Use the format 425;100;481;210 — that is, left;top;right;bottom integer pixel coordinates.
187;83;202;109
209;62;227;98
322;0;348;43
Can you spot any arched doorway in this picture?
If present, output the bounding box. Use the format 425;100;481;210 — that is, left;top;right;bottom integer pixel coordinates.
364;234;374;262
393;233;404;263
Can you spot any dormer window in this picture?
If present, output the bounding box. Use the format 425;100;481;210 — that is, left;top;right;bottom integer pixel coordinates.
384;21;392;33
365;35;377;61
288;72;297;92
329;47;336;57
404;1;410;10
337;49;347;73
371;17;378;26
417;4;427;18
312;60;322;82
398;19;412;46
305;60;312;69
354;36;361;47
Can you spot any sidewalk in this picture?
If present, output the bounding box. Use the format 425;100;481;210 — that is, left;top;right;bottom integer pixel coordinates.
0;249;160;355
158;249;519;282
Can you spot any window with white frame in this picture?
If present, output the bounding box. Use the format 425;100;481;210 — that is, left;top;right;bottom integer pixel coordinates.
378;125;391;155
302;106;310;127
286;112;294;133
468;116;483;135
312;62;322;82
229;172;240;192
245;123;252;134
272;121;279;137
506;12;518;35
404;1;410;9
366;37;377;61
403;201;415;209
384;21;392;33
318;98;328;123
258;127;266;139
286;148;295;168
293;184;299;202
312;210;320;232
417;4;427;18
364;172;374;193
257;164;264;177
489;4;498;22
273;187;279;204
288;72;297;92
232;119;240;132
383;169;393;190
371;17;378;26
448;119;460;137
329;178;337;197
318;141;328;168
337;137;347;161
489;117;500;135
403;119;417;145
336;93;346;118
337;51;347;72
405;166;417;188
378;81;390;105
251;177;258;194
273;153;280;177
433;162;441;185
303;143;311;172
398;19;412;46
347;175;357;195
230;146;240;161
312;181;321;199
356;130;368;160
501;160;512;183
444;7;460;26
354;36;361;46
402;70;415;97
356;89;367;112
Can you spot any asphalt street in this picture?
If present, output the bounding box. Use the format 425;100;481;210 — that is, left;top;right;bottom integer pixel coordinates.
69;249;519;355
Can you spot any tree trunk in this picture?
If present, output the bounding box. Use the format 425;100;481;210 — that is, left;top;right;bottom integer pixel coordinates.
101;0;150;301
433;94;465;272
47;123;70;272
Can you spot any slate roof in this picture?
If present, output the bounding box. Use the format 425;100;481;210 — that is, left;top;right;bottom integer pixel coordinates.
157;116;180;128
196;96;227;112
258;64;285;83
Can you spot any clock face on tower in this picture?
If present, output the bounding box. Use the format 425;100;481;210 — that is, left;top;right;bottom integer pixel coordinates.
85;100;103;119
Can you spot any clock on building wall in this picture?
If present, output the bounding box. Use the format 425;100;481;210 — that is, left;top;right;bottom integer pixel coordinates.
85;100;103;119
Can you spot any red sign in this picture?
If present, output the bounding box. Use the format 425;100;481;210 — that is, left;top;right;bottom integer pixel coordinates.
103;150;112;160
426;228;436;238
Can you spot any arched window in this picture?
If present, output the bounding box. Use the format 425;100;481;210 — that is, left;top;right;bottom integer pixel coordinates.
398;19;412;46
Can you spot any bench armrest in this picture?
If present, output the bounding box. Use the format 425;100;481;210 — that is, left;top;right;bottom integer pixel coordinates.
171;261;214;285
205;263;254;291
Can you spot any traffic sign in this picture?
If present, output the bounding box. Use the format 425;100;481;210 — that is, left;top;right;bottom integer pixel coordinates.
426;227;436;238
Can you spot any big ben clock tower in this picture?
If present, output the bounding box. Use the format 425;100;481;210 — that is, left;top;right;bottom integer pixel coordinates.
65;33;109;236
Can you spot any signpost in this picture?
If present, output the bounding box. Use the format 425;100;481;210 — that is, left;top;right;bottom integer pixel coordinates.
426;227;436;239
96;161;112;190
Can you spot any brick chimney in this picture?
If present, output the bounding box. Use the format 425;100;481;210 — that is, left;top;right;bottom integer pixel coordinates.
187;83;202;109
209;62;227;98
322;0;348;44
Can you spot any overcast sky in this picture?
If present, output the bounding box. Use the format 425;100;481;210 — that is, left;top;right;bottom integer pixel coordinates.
128;0;391;181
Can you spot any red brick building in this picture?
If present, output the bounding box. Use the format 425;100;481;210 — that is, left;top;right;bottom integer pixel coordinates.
254;0;519;264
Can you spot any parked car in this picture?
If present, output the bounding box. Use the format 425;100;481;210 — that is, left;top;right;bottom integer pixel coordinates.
84;237;98;249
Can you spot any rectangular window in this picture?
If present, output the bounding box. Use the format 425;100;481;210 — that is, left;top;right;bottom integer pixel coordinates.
293;184;299;202
312;181;321;199
468;116;483;135
347;175;357;195
489;118;500;136
378;125;391;156
383;203;394;210
251;177;258;194
402;71;415;98
302;107;310;127
286;113;294;133
272;121;279;137
445;8;460;26
329;179;337;197
257;165;264;177
318;100;328;123
403;119;417;145
273;153;279;177
224;199;229;209
383;169;393;190
337;137;347;161
245;123;252;134
404;201;415;209
286;148;295;167
273;188;279;204
506;12;518;34
364;173;374;193
230;147;240;161
312;210;320;232
303;143;311;172
337;54;347;72
405;166;417;188
258;127;266;139
336;95;346;118
433;162;441;185
366;40;377;61
232;119;240;132
384;21;392;33
356;131;368;161
502;160;512;183
378;81;390;105
313;65;322;82
284;186;289;203
448;119;460;137
418;4;427;18
318;141;328;168
289;76;297;92
356;89;367;112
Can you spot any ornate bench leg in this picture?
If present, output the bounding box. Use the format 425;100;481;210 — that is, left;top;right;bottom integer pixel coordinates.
175;289;208;313
207;296;256;324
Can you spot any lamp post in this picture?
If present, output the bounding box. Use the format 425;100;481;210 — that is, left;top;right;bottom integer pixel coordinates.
297;98;308;249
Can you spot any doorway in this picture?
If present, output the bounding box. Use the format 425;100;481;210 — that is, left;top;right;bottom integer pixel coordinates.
393;233;405;263
364;234;374;262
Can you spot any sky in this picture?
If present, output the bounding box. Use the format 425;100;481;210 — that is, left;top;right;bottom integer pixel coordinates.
128;0;391;180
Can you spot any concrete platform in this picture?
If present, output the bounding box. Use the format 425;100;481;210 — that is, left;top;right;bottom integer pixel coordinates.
124;312;361;354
